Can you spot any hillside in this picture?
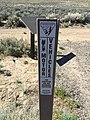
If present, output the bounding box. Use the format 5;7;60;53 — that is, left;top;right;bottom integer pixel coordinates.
0;0;90;7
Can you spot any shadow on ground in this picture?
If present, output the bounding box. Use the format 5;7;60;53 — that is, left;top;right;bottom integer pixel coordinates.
0;70;12;76
57;52;76;66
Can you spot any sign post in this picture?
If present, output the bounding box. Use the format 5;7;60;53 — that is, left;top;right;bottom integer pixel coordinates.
37;19;59;120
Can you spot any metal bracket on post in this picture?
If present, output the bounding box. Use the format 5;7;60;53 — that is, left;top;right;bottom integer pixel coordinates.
31;32;35;59
20;16;45;59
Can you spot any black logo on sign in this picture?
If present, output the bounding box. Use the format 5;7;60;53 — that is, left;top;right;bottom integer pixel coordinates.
41;24;55;36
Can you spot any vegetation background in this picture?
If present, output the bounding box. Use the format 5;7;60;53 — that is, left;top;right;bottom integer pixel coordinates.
0;0;90;28
0;0;90;120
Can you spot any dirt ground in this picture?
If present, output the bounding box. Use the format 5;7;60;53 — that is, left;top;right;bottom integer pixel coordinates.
58;28;90;119
0;27;90;42
0;28;30;43
0;27;90;41
0;28;90;119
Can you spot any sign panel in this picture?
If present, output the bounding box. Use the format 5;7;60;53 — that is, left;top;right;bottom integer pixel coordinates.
37;19;59;120
38;20;58;95
20;16;45;34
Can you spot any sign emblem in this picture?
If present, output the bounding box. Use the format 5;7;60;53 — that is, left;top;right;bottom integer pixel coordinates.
41;24;55;36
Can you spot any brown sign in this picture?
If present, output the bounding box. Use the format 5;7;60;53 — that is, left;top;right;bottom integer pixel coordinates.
37;19;59;120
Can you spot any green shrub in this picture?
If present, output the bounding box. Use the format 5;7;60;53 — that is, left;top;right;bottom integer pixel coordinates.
53;111;79;120
0;38;28;57
24;60;28;65
59;114;79;120
54;87;81;110
54;87;70;100
0;6;90;28
53;110;63;120
85;13;90;23
61;13;85;25
0;15;4;27
0;64;4;68
69;100;81;109
0;11;8;21
6;15;19;28
5;15;24;28
0;107;28;120
61;22;69;28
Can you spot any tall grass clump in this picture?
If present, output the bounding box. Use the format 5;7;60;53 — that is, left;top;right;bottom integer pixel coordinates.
0;38;29;57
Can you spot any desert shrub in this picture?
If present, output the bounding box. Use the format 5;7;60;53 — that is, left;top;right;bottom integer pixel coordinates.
0;64;4;68
0;11;8;21
24;60;28;65
54;87;70;100
5;15;25;28
61;22;70;28
0;16;2;26
0;14;5;26
0;6;90;28
53;111;79;120
61;12;85;25
0;38;29;57
54;87;81;110
0;106;28;120
0;15;1;20
85;12;90;23
14;10;26;17
0;21;4;27
59;114;79;120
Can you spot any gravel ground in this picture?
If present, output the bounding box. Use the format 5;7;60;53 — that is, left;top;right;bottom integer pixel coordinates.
0;28;90;119
56;39;90;120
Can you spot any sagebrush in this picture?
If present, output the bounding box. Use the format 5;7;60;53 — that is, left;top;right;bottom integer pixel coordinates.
0;38;30;57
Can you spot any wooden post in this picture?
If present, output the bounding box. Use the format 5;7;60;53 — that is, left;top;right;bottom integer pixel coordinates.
31;32;35;59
